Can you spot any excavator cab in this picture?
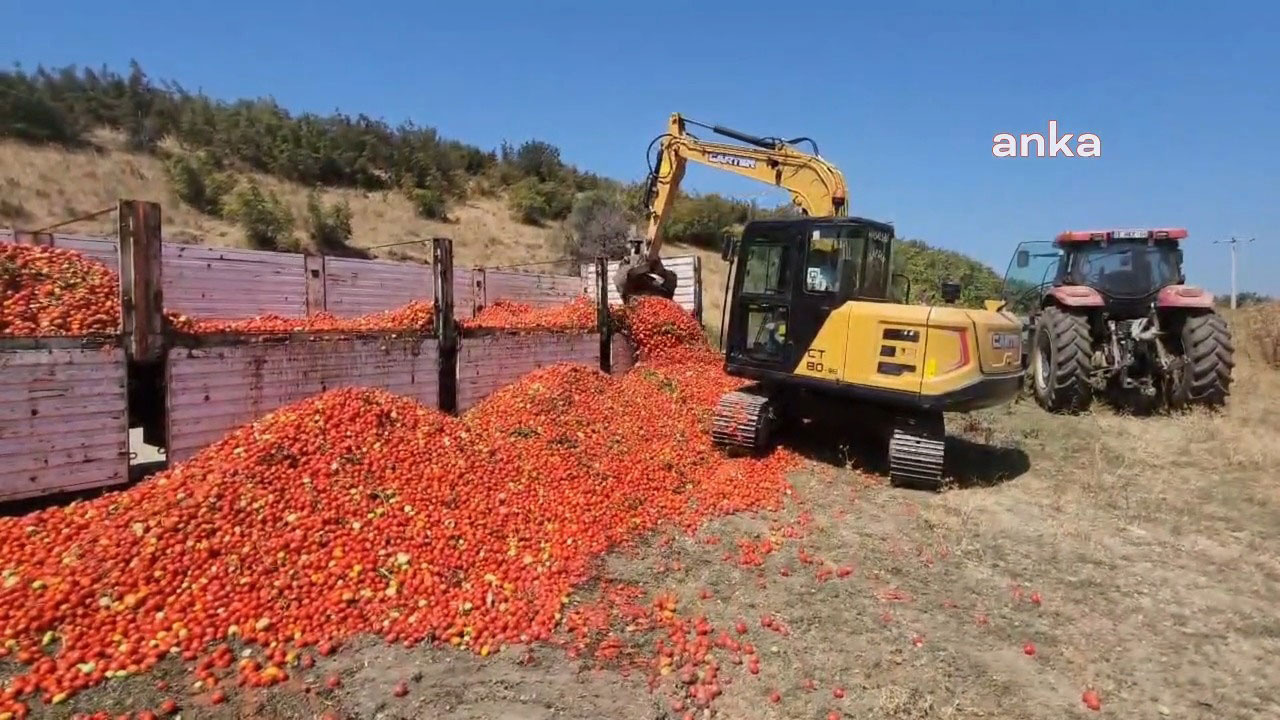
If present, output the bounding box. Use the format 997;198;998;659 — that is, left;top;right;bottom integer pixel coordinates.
723;217;895;372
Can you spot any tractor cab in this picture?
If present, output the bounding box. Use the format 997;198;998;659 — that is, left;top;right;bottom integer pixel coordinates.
1003;227;1231;414
1004;228;1196;318
720;216;897;373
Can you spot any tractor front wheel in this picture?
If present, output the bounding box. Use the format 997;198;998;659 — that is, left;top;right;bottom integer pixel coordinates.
1170;311;1234;408
1030;306;1094;413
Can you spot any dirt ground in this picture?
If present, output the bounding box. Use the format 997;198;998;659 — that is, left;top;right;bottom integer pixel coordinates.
9;360;1278;720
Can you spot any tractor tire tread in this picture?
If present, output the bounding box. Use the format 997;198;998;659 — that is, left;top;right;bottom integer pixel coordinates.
1035;306;1093;413
1179;312;1234;407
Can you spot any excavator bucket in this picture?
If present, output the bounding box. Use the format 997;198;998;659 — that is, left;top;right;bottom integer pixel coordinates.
614;257;678;300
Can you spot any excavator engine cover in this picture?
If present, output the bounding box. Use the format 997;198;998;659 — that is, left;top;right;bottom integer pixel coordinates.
615;257;677;300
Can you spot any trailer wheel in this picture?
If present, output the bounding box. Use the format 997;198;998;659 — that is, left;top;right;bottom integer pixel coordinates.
1030;306;1093;413
1170;311;1234;408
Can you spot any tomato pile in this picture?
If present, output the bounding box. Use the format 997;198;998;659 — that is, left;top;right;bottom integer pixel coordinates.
612;296;712;363
0;296;797;716
462;296;596;333
0;245;120;337
164;301;436;335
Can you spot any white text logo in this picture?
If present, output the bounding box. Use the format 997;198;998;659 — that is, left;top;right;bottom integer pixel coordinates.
707;153;758;169
992;121;1101;158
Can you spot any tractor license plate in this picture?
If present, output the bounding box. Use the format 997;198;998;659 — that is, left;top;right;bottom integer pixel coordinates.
1113;229;1148;239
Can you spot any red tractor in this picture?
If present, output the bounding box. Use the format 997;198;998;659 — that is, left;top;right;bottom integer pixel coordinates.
1004;228;1234;413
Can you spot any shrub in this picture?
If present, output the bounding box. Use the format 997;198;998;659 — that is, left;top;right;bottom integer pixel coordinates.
408;186;447;220
540;181;574;221
893;238;1003;308
0;70;81;144
166;151;234;216
565;190;632;262
305;191;354;251
504;140;563;182
222;180;296;251
509;178;550;225
508;178;575;226
0;198;30;222
663;192;750;249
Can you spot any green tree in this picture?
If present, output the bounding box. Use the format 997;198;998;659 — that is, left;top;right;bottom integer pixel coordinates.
509;178;550;225
305;190;353;251
565;189;633;262
222;180;296;251
407;185;448;220
166;150;234;216
893;239;1004;308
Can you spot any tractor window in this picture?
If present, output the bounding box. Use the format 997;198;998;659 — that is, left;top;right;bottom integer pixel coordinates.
1070;242;1181;298
741;244;789;295
1003;241;1062;313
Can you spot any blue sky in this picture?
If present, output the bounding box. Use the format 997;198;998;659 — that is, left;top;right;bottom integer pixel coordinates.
4;0;1277;294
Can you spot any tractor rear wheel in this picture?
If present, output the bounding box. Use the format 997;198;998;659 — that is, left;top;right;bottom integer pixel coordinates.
1170;311;1234;408
1030;306;1093;413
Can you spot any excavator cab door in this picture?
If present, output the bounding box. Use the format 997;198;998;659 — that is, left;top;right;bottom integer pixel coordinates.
728;227;798;371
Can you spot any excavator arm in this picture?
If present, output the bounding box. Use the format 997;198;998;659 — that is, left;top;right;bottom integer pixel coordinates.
617;113;849;298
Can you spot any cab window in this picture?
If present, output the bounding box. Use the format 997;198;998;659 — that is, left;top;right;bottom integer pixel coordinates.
860;233;890;298
805;233;841;293
808;225;867;299
741;244;789;295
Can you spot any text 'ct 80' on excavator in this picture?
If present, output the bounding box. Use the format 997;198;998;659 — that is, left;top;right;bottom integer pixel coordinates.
617;113;1025;490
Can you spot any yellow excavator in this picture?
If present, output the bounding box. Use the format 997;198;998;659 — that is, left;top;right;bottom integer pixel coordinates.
618;113;1024;489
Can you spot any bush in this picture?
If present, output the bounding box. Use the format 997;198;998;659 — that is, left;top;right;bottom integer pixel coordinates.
663;192;751;248
541;181;574;221
222;180;296;251
305;191;353;250
508;178;550;224
503;140;563;182
893;238;1003;308
408;186;447;220
166;151;234;216
0;198;30;222
0;70;82;145
565;190;632;262
508;178;574;226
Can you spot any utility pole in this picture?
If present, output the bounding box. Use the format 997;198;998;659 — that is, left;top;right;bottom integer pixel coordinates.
1213;237;1255;309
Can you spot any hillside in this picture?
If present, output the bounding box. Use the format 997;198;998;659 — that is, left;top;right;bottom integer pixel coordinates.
0;132;568;268
0;63;1006;333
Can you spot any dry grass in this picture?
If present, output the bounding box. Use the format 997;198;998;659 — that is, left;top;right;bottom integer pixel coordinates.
1;135;729;295
0;134;566;269
1230;302;1280;368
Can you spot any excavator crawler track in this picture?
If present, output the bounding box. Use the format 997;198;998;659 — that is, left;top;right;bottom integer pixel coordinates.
710;389;776;452
888;414;946;491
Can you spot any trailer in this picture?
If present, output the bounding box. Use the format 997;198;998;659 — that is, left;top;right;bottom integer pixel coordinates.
1;201;683;503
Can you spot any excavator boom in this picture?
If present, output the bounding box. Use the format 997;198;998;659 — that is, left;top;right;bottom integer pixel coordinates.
617;113;849;298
